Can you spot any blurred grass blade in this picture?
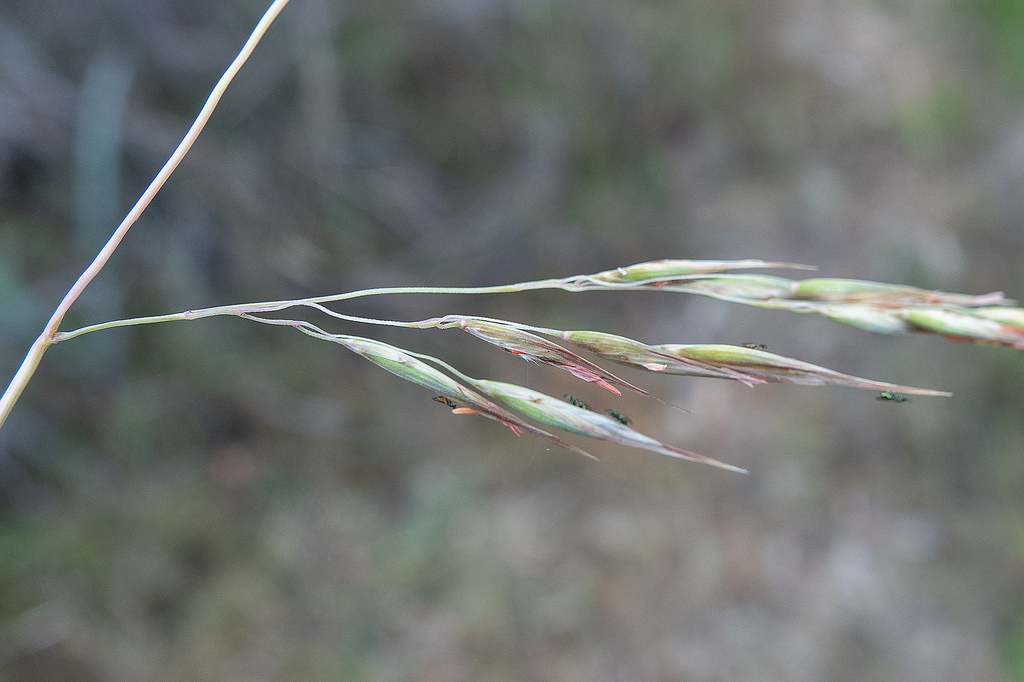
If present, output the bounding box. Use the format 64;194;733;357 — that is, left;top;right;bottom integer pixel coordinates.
467;379;747;473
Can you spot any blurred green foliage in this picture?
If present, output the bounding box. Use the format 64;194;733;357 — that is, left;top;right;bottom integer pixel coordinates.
3;0;1024;679
965;0;1024;95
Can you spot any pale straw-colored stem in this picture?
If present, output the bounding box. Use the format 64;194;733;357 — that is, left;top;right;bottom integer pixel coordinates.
0;0;291;431
50;282;570;342
49;265;817;343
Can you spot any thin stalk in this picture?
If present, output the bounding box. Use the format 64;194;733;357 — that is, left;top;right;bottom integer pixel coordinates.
51;281;570;342
0;0;291;430
49;265;823;345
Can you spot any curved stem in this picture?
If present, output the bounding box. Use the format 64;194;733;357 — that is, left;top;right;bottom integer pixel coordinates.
0;333;51;428
52;279;574;342
0;0;291;431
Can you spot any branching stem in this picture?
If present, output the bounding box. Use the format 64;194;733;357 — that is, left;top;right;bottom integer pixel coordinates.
0;0;292;430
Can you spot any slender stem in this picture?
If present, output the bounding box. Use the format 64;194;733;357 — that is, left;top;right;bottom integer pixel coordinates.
51;271;788;344
0;333;51;428
52;269;800;345
236;313;482;388
0;0;291;431
52;280;574;342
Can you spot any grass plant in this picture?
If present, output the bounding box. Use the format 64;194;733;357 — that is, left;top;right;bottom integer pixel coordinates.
2;0;1022;474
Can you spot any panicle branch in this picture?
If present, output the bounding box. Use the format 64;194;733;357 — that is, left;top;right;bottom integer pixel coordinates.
16;255;1018;470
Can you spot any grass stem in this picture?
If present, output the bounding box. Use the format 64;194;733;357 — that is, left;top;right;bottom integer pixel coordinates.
0;0;291;432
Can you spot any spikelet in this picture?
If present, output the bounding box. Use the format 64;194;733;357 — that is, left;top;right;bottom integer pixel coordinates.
574;259;816;285
556;330;951;395
569;261;1021;350
310;332;748;470
813;304;912;334
330;336;597;459
466;379;747;473
901;308;1024;349
554;330;752;382
975;306;1024;329
653;344;952;395
438;317;686;408
644;274;800;300
791;278;1011;307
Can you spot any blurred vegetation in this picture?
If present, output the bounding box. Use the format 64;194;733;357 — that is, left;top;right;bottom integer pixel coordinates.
2;0;1024;679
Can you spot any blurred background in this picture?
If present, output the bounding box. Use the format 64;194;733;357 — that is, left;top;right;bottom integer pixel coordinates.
2;0;1024;679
